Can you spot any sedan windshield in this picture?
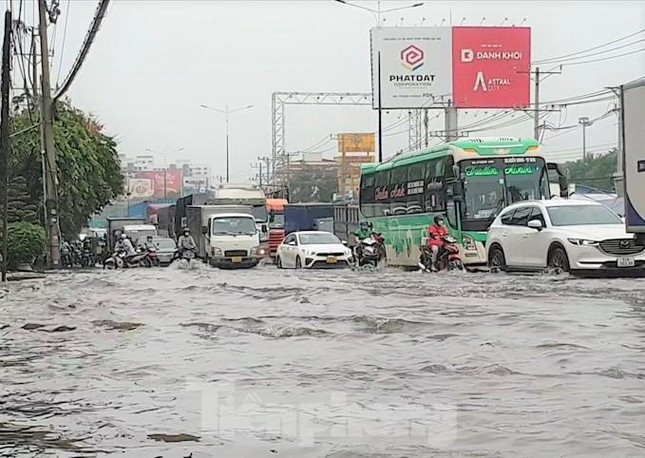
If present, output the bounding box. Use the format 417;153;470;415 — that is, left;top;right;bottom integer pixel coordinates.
547;205;622;226
213;217;257;235
298;233;340;245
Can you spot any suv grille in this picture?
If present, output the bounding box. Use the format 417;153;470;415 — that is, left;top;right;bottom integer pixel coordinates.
599;238;645;256
225;250;247;257
317;252;345;257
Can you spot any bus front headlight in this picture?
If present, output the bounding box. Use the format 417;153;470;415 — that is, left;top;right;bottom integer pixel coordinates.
463;235;477;251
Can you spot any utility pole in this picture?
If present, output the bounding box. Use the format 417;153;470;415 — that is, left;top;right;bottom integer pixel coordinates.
578;116;592;161
516;66;562;140
1;10;12;282
444;102;458;142
258;161;263;187
423;108;429;148
38;0;62;268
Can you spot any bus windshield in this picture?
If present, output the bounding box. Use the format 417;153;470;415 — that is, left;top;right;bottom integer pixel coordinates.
460;157;549;223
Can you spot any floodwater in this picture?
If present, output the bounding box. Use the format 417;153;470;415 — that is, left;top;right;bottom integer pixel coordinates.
1;264;644;457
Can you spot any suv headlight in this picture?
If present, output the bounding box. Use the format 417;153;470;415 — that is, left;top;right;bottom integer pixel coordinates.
303;249;315;256
567;238;598;246
463;235;476;251
211;247;222;256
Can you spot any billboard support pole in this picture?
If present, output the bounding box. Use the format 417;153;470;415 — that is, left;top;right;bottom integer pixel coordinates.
377;51;383;163
423;109;429;148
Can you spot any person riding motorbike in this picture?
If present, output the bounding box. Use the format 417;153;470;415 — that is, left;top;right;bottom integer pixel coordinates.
353;221;375;261
117;234;137;262
141;235;156;251
427;214;449;271
177;227;197;259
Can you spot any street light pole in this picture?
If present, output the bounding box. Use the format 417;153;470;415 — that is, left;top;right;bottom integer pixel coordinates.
201;103;253;184
578;117;592;161
334;0;423;163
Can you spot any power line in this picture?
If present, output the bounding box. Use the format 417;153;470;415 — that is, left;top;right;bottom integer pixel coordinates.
534;27;645;64
563;47;645;66
55;0;70;87
54;0;110;102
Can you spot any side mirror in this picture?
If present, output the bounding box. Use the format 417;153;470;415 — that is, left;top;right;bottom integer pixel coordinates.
558;176;568;197
342;240;348;246
527;219;543;231
201;226;208;234
287;240;296;246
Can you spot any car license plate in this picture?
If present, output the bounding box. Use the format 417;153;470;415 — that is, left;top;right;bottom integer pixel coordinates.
327;256;337;264
617;257;635;267
232;256;242;263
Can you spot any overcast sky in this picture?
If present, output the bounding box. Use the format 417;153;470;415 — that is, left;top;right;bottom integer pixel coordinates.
12;0;645;182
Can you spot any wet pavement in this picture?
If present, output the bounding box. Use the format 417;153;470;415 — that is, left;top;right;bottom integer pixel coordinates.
1;265;644;457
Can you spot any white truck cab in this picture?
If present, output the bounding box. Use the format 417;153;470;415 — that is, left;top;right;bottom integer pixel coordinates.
202;213;263;268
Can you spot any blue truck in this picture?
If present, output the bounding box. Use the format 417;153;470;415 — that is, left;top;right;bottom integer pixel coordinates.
284;203;335;236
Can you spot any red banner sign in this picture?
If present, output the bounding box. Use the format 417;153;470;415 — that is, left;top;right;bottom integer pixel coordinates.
137;170;183;199
452;27;531;109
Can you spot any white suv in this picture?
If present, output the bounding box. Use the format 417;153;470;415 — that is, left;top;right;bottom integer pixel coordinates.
486;199;645;276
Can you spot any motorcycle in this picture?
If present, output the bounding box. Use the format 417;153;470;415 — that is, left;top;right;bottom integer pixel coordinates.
175;248;196;269
104;248;147;269
356;236;384;267
141;246;160;267
419;235;465;272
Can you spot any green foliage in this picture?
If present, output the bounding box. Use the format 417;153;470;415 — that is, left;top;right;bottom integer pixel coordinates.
560;150;618;192
0;222;46;269
7;176;39;224
10;102;124;238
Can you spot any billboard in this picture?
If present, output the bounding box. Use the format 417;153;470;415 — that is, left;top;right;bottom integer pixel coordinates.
621;79;645;233
371;27;453;109
338;133;376;153
128;178;153;199
452;27;531;108
138;169;183;199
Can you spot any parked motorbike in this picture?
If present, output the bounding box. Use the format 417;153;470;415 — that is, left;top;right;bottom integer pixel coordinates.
419;236;464;272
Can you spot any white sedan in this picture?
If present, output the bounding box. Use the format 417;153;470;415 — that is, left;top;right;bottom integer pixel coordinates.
486;199;645;276
276;231;352;269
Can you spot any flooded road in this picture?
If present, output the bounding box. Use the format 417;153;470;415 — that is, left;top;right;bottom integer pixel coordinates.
1;265;644;457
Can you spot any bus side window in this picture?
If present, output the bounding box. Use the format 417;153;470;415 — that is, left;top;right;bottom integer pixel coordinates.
360;174;375;218
375;170;390;217
406;163;424;214
389;166;408;216
424;158;446;212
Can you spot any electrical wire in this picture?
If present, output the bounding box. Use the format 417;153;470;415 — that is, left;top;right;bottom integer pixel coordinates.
563;47;645;66
533;27;645;64
56;0;71;87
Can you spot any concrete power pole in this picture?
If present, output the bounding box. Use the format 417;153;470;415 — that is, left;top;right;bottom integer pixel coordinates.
1;10;11;282
38;0;62;268
444;103;458;142
534;67;540;140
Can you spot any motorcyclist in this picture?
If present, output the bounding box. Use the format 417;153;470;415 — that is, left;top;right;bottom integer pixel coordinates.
353;221;374;261
177;227;197;258
427;214;449;271
141;235;156;251
118;234;136;260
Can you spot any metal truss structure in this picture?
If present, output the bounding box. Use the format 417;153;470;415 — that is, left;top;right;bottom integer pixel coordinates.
271;92;372;184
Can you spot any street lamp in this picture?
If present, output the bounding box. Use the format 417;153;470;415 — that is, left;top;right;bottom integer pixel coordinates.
334;0;424;26
578;117;592;161
334;0;423;163
145;147;185;199
200;104;254;183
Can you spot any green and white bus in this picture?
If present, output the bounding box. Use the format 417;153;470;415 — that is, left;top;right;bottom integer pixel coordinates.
359;137;568;267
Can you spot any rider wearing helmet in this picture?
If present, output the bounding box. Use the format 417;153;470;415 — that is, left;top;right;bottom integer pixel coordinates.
177;227;197;255
120;233;136;257
352;221;374;260
427;214;449;271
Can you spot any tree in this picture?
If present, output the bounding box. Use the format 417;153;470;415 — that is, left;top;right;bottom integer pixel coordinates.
10;102;124;238
7;176;39;224
288;166;339;203
560;150;617;192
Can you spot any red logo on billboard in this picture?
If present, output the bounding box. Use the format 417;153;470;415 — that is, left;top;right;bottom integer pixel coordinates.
401;45;424;71
452;27;531;108
137;169;183;199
